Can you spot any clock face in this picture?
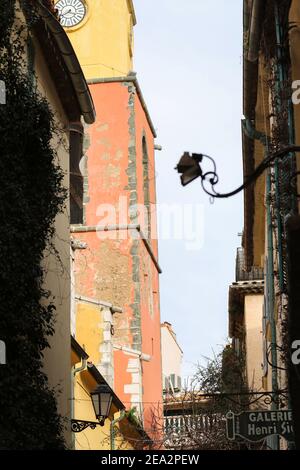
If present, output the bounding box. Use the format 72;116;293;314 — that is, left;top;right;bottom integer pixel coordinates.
56;0;86;28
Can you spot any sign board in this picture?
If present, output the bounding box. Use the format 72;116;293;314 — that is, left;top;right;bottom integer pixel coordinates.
226;409;294;442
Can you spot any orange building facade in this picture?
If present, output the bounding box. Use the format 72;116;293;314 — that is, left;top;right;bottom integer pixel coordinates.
71;74;163;439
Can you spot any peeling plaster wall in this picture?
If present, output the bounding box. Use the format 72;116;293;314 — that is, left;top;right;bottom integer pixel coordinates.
72;81;163;432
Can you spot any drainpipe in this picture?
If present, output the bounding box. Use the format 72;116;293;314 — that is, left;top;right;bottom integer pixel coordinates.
71;357;88;449
110;410;126;450
266;172;279;451
242;118;268;146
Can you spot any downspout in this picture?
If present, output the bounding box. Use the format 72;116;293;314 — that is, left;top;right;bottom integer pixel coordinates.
71;357;88;449
242;118;268;146
110;410;126;450
266;172;279;451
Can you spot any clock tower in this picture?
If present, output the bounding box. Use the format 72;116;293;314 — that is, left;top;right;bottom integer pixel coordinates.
58;0;163;444
55;0;136;79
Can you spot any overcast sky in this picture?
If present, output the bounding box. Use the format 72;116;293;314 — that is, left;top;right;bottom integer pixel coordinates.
133;0;243;379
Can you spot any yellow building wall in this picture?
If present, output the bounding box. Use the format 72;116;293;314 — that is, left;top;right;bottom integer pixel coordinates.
73;370;112;450
72;355;135;450
244;294;264;391
56;0;136;79
76;302;104;365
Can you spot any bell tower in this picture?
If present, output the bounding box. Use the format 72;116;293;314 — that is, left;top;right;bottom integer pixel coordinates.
59;0;163;441
55;0;136;79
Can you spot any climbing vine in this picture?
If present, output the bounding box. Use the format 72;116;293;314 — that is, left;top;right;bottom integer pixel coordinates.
0;0;67;449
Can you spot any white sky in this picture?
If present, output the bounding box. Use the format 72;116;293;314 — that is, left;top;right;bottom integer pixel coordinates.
133;0;244;379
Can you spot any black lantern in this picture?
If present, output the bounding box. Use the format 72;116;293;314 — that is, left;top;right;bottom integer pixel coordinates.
91;383;113;425
175;152;203;186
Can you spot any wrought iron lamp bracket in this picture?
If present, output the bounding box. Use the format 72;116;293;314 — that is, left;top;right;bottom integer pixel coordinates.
71;418;105;433
176;145;300;199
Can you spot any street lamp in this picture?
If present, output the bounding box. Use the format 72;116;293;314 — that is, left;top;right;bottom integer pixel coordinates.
176;152;203;186
91;384;113;426
175;146;300;198
71;383;113;433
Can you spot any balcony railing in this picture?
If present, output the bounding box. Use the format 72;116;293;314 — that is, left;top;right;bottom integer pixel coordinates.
235;247;264;282
164;414;221;435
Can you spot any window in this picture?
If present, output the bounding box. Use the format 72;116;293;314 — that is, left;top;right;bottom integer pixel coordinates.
70;124;84;224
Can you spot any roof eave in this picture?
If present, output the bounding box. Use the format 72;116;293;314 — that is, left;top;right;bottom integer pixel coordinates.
35;0;96;124
127;0;137;26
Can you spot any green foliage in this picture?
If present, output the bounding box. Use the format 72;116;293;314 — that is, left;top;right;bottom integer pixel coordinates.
193;352;223;394
0;1;15;50
0;0;66;449
188;345;249;450
221;344;246;394
194;345;246;396
125;407;141;427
